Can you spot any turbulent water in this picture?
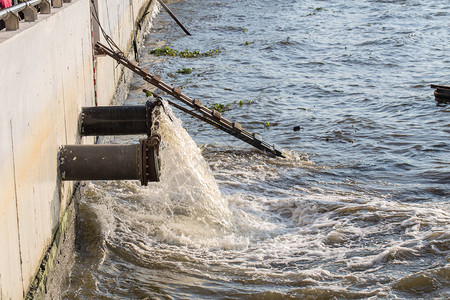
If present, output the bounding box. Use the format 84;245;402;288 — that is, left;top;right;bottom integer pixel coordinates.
66;0;449;298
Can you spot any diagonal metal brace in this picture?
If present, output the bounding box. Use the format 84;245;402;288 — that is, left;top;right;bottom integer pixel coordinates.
94;42;284;157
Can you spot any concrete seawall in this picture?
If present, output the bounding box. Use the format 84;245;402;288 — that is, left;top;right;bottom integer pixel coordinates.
0;0;157;298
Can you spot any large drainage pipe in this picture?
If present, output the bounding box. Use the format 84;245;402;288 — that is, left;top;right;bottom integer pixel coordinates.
80;101;158;136
59;136;161;185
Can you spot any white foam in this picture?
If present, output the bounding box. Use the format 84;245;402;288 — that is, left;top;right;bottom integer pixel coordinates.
78;101;450;295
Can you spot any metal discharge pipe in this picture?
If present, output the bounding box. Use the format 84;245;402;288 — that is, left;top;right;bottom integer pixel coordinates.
60;144;142;181
80;101;157;136
81;106;147;136
59;136;161;185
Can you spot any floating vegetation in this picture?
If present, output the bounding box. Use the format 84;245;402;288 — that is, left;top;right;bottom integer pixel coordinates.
307;6;328;16
203;49;221;56
149;47;178;56
244;41;250;46
178;50;202;58
279;37;291;45
150;47;220;58
176;68;192;74
236;99;253;107
264;121;279;128
297;107;311;111
210;103;231;113
144;89;153;97
209;99;253;113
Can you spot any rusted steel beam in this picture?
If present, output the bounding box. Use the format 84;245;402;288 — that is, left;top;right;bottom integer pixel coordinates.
95;42;284;157
156;0;191;36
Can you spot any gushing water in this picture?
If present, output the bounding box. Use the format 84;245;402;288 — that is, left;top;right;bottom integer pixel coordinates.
67;101;449;299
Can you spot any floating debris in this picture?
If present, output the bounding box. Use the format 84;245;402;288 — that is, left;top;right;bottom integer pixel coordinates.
150;47;220;58
176;68;192;74
431;84;450;103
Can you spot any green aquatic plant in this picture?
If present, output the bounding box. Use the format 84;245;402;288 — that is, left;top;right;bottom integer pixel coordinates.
244;41;250;46
178;49;201;58
232;99;253;108
150;47;220;58
209;99;253;113
176;68;192;74
264;121;279;128
307;6;328;16
210;103;231;113
203;49;221;56
149;47;178;56
236;100;253;107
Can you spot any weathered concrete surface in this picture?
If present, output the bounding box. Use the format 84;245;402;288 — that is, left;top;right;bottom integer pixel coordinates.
27;186;77;300
0;0;157;298
0;1;93;298
94;0;157;106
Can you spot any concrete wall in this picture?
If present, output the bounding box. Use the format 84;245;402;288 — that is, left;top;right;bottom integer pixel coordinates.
0;0;156;298
94;0;154;106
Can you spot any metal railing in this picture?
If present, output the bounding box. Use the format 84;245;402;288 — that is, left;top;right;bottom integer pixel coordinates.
0;0;71;31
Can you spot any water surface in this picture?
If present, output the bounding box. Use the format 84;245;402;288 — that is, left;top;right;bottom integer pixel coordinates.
66;0;449;298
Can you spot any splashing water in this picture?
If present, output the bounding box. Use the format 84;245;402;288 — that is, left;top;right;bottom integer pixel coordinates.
150;101;235;243
67;102;449;299
83;101;235;249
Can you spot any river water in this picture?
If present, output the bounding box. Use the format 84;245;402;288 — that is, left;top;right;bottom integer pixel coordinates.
66;0;449;298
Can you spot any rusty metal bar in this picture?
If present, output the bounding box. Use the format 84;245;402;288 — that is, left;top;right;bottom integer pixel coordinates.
156;0;191;36
151;93;283;157
95;42;283;157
